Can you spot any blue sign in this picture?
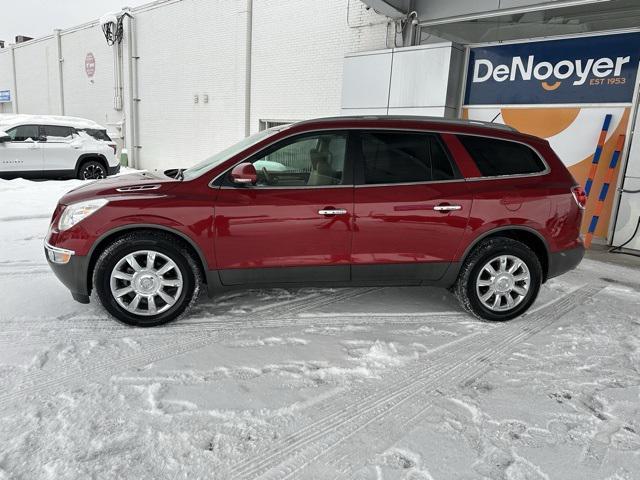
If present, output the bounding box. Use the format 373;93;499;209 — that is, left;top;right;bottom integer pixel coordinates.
0;90;10;103
464;32;640;106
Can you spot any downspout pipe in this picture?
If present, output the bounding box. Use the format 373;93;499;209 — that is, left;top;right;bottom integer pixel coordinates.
244;0;252;137
10;45;18;113
124;8;140;168
54;29;65;115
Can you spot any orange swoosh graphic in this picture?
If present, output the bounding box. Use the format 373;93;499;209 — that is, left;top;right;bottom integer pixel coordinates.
542;81;562;91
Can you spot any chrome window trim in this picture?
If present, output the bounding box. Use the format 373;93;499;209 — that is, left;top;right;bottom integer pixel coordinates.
220;184;353;190
354;178;465;188
208;125;551;189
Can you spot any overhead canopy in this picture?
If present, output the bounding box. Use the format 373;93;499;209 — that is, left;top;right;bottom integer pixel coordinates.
361;0;640;43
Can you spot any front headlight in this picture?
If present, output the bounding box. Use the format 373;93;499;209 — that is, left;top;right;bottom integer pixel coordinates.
58;199;109;231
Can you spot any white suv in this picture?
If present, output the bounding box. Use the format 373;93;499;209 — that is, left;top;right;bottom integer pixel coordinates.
0;114;120;180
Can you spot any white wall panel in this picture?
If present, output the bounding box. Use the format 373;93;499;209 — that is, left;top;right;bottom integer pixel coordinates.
13;38;60;115
342;51;392;109
341;43;460;117
0;51;12;96
61;25;121;129
0;51;13;113
134;0;246;170
388;44;453;109
251;0;389;131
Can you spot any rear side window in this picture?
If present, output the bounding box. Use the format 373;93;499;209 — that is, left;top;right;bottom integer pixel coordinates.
458;135;546;177
359;132;456;184
42;125;75;139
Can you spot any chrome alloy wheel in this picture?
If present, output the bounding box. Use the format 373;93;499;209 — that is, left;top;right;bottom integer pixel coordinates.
110;250;183;316
476;255;530;312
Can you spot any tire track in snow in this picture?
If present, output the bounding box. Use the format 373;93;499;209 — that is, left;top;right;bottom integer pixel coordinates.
0;312;468;346
224;284;602;480
0;287;382;410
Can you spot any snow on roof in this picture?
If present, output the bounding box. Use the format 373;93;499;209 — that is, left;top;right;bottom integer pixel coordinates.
0;114;106;131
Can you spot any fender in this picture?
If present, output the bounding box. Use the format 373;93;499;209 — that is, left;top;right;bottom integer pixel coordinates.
87;223;212;294
74;153;109;175
459;225;550;262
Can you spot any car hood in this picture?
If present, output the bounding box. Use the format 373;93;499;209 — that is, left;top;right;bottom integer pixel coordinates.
60;170;180;205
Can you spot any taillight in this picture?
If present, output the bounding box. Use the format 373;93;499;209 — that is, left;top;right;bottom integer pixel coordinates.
572;186;587;210
109;143;117;155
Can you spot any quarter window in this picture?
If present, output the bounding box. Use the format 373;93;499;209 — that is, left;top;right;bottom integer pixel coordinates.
359;132;456;184
6;125;39;142
458;135;546;177
250;133;347;187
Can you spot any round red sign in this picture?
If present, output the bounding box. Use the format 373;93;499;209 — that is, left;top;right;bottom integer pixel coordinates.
85;53;96;78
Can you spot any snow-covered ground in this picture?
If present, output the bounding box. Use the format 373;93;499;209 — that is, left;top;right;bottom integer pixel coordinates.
0;176;639;480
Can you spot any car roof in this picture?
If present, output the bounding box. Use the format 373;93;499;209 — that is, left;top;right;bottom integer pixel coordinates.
0;114;106;131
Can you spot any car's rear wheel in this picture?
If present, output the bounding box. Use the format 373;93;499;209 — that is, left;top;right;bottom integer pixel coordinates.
454;237;542;321
93;232;201;326
78;160;107;180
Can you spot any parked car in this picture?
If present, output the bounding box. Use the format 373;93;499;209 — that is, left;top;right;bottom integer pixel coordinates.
0;114;120;180
44;116;585;326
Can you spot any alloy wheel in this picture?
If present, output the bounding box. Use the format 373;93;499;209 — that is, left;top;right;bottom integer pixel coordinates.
476;254;530;312
109;250;183;316
82;164;106;179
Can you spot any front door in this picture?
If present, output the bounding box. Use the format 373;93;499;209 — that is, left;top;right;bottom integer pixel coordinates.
351;131;472;283
0;125;43;176
214;131;354;285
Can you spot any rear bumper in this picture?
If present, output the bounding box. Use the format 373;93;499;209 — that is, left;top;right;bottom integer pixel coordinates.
45;243;91;303
547;246;585;280
107;164;121;176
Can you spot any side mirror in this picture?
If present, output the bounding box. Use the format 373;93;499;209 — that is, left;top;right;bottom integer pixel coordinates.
0;130;10;143
230;162;257;185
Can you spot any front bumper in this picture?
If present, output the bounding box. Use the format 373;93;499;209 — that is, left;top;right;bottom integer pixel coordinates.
547;246;585;280
45;242;91;303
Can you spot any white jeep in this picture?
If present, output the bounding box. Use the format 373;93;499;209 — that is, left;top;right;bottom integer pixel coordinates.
0;114;120;180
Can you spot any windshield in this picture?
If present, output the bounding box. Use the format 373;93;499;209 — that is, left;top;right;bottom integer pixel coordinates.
182;128;282;181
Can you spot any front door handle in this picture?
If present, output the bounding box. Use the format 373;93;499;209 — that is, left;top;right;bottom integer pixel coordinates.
318;208;347;216
433;204;462;212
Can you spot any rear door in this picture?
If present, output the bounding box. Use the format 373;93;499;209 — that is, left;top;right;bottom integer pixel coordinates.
0;125;43;175
40;125;79;173
351;130;472;283
214;131;354;285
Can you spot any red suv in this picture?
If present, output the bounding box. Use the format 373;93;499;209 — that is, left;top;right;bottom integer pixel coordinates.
45;116;585;326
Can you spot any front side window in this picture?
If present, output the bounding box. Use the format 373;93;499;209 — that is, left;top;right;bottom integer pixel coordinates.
42;125;75;140
250;133;347;187
6;125;39;142
359;132;456;185
458;135;546;177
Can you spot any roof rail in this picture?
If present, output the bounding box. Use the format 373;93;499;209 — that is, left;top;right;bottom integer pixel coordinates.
297;115;518;132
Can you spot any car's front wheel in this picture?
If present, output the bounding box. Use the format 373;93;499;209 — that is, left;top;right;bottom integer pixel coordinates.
93;232;202;326
454;237;542;321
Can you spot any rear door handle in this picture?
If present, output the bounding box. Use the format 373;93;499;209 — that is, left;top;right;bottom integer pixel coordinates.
433;204;462;212
318;208;348;216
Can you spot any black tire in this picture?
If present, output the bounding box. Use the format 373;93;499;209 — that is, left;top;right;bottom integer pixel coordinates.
93;232;202;327
453;237;542;321
78;160;107;180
